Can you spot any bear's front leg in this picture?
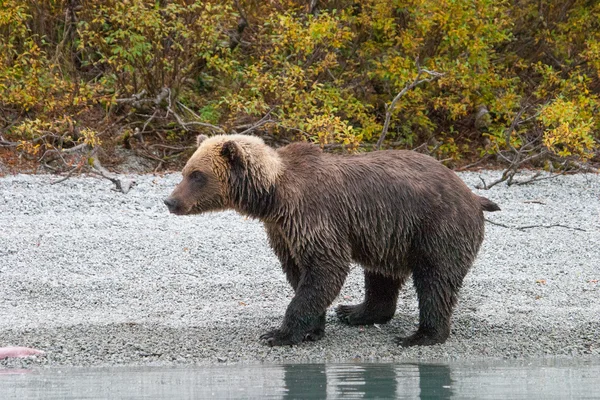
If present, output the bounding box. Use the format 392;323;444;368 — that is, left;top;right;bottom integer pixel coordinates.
260;255;349;346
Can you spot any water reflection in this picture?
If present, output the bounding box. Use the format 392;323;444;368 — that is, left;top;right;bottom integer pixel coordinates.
418;364;452;400
1;359;599;399
281;363;452;399
283;364;326;399
327;364;398;399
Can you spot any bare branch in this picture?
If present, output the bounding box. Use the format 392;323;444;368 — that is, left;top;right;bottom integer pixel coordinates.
115;89;148;105
115;88;169;109
235;109;275;135
231;0;249;50
89;152;135;194
141;109;159;135
60;142;89;154
148;144;194;151
50;166;79;185
309;0;319;15
569;160;599;173
485;218;586;232
487;150;556;188
0;134;18;147
173;98;226;134
376;62;444;150
456;155;492;171
505;107;526;148
476;108;550;190
523;199;546;204
512;170;567;186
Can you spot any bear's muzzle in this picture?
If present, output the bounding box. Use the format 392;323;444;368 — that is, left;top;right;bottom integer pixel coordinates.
164;197;183;214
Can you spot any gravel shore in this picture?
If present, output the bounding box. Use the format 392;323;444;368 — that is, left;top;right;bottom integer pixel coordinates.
1;171;599;367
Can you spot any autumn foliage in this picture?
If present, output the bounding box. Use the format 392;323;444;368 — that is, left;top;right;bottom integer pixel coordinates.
1;0;599;171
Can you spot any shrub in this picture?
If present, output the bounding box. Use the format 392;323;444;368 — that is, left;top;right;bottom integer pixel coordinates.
0;0;598;172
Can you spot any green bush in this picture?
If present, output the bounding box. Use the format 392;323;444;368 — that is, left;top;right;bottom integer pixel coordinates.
1;0;598;169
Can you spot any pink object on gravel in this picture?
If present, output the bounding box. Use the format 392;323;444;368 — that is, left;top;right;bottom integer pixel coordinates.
0;347;45;360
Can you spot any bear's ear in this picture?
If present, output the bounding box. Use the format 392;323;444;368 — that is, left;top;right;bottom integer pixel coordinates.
196;134;208;147
220;140;244;165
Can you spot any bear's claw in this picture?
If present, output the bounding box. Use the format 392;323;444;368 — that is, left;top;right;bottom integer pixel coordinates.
304;328;325;342
395;330;448;347
260;329;301;347
260;327;325;346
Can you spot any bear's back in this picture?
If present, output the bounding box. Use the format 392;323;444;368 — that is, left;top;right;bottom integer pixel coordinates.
276;143;476;214
275;143;485;267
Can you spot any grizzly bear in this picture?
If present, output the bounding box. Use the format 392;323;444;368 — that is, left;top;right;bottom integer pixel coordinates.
164;134;500;347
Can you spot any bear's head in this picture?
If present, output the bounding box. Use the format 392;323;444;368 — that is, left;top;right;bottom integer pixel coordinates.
164;134;283;216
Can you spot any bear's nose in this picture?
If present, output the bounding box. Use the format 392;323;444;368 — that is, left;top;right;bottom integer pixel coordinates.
163;197;179;213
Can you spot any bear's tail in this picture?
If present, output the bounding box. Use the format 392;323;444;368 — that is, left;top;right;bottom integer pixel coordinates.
478;196;501;212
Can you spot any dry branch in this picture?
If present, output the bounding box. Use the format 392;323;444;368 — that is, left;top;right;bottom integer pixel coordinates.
163;90;225;134
485;218;586;232
475;107;549;190
376;63;444;150
45;143;135;194
89;152;135;194
235;109;275;135
50;166;78;185
456;155;492;171
0;140;18;147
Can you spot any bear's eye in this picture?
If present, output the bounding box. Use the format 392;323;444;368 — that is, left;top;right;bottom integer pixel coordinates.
188;171;207;186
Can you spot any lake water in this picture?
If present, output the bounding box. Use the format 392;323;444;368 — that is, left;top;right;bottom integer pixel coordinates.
2;359;599;399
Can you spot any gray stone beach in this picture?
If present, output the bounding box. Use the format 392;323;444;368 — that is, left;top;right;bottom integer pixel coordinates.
0;171;598;367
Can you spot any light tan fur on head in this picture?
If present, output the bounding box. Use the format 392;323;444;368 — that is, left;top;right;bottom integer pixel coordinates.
163;135;284;214
167;134;283;215
184;134;283;189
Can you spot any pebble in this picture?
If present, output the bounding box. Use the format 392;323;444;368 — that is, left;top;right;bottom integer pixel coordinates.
0;171;599;367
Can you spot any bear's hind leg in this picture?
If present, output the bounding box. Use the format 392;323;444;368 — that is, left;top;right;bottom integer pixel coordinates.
336;270;404;325
396;255;467;347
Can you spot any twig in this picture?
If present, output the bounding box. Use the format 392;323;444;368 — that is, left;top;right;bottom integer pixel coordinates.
0;135;18;147
148;144;194;151
376;61;444;150
476;146;548;189
519;224;586;232
172;271;200;279
235;109;275;135
456;155;491;171
523;200;546;204
89;152;135;194
485;218;586;232
43;162;60;172
569;160;599;173
411;142;430;153
427;141;443;157
60;142;89;154
50;166;79;185
169;96;226;134
504;108;526;148
141;109;159;134
513;170;567;186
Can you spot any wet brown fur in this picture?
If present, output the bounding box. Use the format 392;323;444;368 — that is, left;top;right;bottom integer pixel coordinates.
165;134;500;347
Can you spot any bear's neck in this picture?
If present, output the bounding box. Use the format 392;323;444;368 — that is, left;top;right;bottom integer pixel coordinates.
228;175;280;221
